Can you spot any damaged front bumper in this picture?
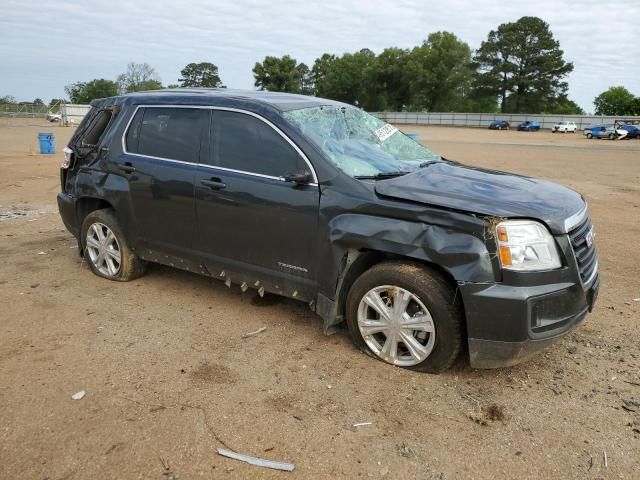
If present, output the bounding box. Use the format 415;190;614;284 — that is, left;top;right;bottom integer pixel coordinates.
459;274;599;369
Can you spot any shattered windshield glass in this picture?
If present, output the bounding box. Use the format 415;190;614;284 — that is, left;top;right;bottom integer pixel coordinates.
283;105;440;178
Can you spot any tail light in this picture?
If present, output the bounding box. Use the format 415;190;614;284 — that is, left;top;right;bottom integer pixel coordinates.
62;146;73;169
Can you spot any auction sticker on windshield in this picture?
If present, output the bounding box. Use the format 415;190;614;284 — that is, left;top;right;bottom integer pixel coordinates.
374;123;399;141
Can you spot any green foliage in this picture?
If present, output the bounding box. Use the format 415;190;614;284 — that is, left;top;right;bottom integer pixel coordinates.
593;86;638;116
179;62;223;88
474;16;573;113
542;95;585;115
312;49;377;108
49;98;66;107
64;79;119;104
33;98;44;105
253;55;309;93
0;95;17;104
407;32;474;112
117;62;162;94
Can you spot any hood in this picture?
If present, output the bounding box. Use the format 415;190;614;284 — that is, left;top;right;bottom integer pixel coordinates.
374;161;585;234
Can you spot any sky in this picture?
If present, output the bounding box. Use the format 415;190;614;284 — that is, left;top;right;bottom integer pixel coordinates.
1;0;639;112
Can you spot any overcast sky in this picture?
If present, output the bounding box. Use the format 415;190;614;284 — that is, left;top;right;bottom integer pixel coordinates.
2;0;638;112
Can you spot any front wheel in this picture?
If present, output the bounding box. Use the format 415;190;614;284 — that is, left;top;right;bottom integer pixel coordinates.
586;133;593;139
81;209;146;281
346;262;463;373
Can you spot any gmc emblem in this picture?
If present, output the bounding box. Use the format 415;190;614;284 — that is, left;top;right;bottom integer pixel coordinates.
585;227;595;248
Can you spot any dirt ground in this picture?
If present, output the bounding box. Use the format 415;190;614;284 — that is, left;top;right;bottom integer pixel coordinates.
1;119;639;479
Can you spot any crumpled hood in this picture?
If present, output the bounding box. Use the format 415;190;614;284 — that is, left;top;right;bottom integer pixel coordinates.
374;161;585;233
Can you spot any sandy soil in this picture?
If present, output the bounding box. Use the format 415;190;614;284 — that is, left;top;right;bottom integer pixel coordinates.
1;120;639;479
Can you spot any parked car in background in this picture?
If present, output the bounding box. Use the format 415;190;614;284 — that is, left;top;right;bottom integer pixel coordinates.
488;120;510;130
585;125;628;140
517;121;541;131
619;124;640;139
57;89;599;372
552;121;577;133
583;124;605;136
46;112;62;122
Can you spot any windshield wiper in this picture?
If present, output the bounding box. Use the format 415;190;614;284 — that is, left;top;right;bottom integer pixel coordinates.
354;171;411;180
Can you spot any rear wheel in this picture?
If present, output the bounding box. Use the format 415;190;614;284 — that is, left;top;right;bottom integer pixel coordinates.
608;133;615;140
346;262;462;373
81;209;146;281
586;133;593;139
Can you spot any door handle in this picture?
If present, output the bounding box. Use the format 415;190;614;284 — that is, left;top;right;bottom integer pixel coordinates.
200;178;226;190
118;162;136;174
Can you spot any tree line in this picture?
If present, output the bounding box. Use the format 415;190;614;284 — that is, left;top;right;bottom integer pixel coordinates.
2;16;638;116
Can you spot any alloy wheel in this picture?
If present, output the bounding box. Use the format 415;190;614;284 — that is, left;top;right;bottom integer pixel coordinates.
357;285;436;367
85;222;122;277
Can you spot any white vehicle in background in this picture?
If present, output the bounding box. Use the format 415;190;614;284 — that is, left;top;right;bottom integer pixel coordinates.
552;121;577;133
46;112;62;122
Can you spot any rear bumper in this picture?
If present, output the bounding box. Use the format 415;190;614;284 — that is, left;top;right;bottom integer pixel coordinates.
460;275;599;368
57;192;79;238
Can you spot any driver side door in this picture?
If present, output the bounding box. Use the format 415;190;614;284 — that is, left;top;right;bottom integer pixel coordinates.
194;109;320;299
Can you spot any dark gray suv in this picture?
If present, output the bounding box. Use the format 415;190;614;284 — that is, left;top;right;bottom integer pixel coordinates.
57;89;599;372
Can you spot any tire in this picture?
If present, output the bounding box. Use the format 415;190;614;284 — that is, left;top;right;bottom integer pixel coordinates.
345;261;463;373
608;133;615;140
586;133;593;139
81;208;146;281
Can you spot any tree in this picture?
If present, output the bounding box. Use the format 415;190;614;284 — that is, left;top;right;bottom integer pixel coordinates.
474;16;573;113
593;86;638;116
117;62;162;94
33;98;44;105
312;49;377;108
296;63;313;95
49;98;65;107
64;79;119;103
179;62;223;88
543;95;584;115
407;32;474;111
366;47;411;111
0;95;17;104
253;55;306;93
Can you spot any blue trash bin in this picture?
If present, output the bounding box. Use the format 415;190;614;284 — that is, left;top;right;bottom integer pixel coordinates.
38;132;56;154
406;133;421;143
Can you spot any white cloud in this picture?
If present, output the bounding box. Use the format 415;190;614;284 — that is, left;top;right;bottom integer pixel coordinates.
1;0;638;111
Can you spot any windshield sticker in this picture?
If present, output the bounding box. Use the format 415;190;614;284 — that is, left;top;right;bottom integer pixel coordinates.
374;123;399;142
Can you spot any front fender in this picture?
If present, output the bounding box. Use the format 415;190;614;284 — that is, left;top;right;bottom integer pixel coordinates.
328;213;495;283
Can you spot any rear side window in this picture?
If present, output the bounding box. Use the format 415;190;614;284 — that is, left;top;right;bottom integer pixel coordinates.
81;109;113;147
126;107;208;163
208;110;303;177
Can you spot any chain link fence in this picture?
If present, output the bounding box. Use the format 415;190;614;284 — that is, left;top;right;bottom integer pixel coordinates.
371;111;640;130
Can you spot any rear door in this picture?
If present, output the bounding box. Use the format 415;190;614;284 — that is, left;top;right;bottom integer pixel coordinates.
194;109;320;297
118;106;209;259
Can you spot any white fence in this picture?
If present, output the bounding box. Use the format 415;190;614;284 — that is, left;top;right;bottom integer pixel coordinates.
372;112;640;130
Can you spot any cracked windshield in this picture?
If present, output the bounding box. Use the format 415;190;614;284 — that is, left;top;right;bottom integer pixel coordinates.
283;105;440;178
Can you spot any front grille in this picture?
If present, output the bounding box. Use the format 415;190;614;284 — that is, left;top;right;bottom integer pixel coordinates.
569;216;598;284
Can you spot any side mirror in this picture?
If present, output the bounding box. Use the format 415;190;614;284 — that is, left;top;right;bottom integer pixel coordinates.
284;171;312;185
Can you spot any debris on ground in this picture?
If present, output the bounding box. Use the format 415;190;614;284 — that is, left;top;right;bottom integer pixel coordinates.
397;443;415;459
30;283;39;288
603;451;608;468
160;457;179;480
484;403;507;422
241;326;267;339
351;421;372;428
622;398;640;412
37;251;47;255
217;448;295;472
71;390;85;400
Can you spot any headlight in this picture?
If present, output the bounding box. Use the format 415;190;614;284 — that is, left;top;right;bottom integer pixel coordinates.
495;220;561;271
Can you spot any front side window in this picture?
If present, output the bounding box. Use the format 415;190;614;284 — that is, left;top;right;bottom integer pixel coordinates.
209;110;303;177
126;107;207;163
283;105;440;178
